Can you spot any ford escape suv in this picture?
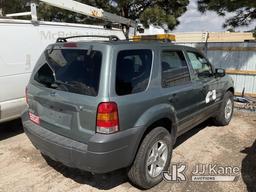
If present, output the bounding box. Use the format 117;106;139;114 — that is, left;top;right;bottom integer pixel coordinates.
22;35;234;189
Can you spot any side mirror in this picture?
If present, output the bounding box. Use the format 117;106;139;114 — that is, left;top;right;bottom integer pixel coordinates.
215;68;226;78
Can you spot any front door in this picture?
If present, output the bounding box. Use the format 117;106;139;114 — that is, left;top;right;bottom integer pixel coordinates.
185;51;219;119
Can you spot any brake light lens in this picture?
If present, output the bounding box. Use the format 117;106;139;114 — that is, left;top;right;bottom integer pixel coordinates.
25;86;28;104
96;102;119;134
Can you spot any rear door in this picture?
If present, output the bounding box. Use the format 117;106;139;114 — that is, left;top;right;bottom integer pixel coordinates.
28;46;103;143
159;49;200;132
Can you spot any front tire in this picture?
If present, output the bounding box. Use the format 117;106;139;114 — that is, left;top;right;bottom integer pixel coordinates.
213;91;234;126
127;127;172;189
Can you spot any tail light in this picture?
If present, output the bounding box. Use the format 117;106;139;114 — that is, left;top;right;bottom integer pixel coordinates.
96;102;119;134
25;86;29;104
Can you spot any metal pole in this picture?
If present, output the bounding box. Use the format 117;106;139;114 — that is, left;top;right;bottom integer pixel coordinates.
39;0;136;27
203;32;209;56
6;12;32;17
31;3;38;21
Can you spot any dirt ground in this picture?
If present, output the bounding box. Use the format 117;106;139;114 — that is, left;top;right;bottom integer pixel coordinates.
0;110;255;192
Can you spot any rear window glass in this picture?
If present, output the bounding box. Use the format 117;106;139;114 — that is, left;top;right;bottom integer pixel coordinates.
34;49;102;96
116;50;152;96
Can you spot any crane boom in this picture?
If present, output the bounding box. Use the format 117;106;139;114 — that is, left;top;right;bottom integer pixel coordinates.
40;0;136;27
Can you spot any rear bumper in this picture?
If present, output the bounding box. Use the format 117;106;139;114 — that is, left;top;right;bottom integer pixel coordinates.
21;110;144;173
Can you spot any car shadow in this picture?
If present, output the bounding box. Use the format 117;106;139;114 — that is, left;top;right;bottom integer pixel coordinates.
240;139;256;192
174;119;213;148
42;154;128;190
0;119;24;141
42;119;216;190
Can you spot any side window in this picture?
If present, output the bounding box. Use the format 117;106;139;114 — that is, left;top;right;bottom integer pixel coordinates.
116;49;152;96
161;51;190;88
187;52;213;78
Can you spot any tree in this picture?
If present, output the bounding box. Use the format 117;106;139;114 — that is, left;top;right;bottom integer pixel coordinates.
197;0;256;28
0;0;189;30
104;0;189;30
0;0;28;15
251;27;256;38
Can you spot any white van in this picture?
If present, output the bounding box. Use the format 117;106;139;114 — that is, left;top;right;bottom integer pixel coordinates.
0;18;125;122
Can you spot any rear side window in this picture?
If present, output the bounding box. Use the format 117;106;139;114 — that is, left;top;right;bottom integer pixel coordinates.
161;51;190;87
116;49;152;96
34;49;102;96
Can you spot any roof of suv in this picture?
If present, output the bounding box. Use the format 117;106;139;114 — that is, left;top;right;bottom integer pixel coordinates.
57;40;197;51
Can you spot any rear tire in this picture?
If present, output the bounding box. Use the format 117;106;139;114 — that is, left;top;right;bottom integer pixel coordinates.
127;127;172;189
213;91;234;126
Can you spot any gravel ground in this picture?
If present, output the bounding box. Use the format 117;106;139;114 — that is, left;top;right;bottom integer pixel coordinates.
0;110;255;192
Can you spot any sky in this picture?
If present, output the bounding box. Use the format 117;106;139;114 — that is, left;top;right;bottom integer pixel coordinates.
174;0;255;32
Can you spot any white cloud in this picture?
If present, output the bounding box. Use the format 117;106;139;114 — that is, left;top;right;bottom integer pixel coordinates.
174;0;255;32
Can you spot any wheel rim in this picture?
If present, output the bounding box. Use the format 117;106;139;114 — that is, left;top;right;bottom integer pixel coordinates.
146;140;168;178
225;99;233;120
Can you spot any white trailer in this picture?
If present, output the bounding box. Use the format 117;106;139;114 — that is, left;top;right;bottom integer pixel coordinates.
0;18;125;122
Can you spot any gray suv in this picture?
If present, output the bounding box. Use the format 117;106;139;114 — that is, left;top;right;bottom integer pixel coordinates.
22;36;234;189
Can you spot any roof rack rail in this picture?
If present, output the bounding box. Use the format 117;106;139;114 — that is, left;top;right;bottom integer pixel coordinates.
56;35;120;42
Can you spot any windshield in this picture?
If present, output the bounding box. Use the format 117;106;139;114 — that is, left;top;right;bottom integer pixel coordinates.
34;49;102;96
